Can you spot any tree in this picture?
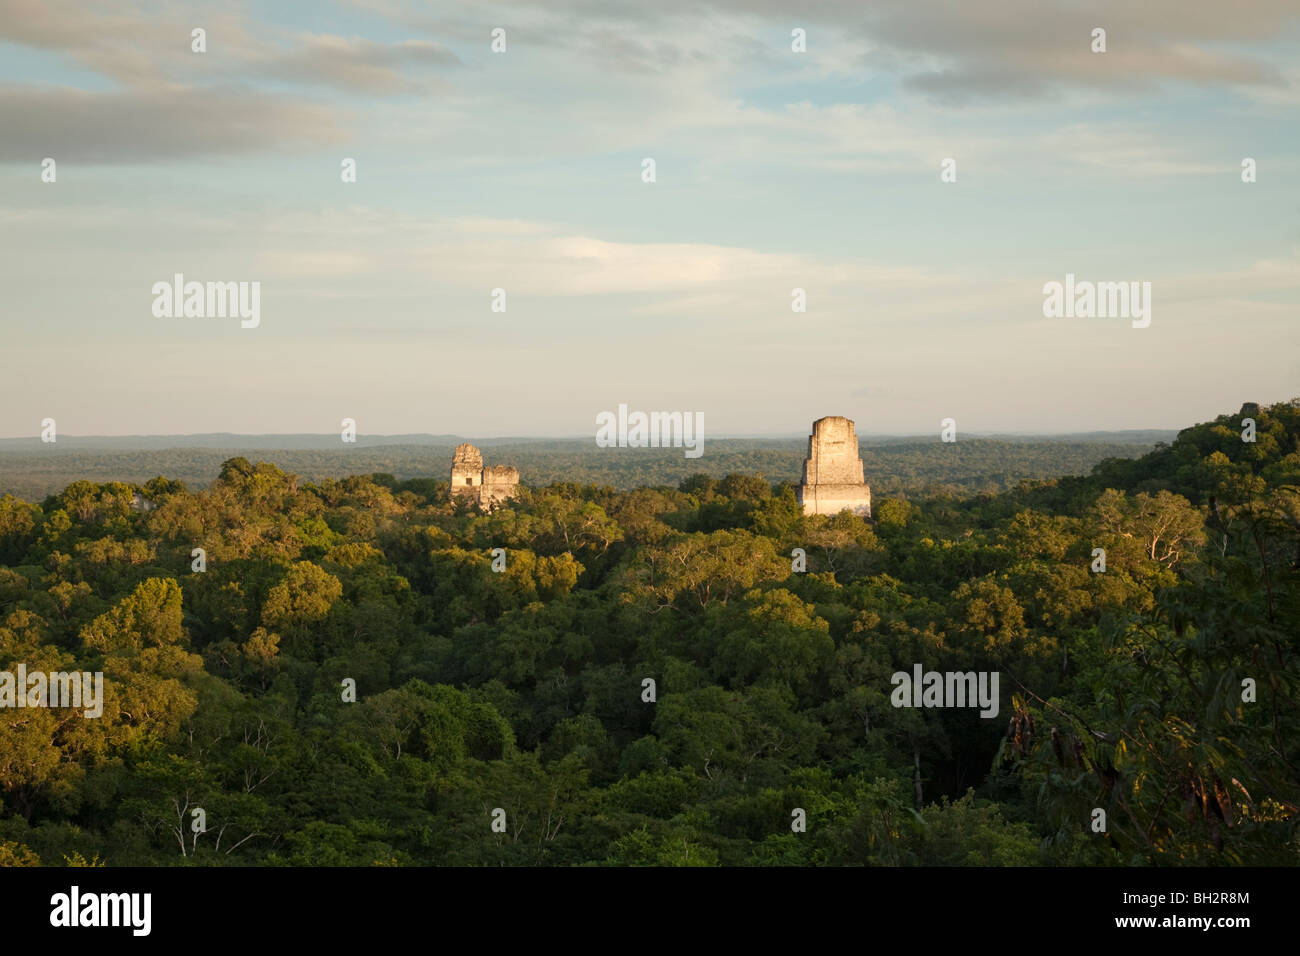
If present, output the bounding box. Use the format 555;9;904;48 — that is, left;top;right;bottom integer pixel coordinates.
710;589;834;694
614;530;788;611
82;578;186;652
260;562;342;656
1092;489;1206;569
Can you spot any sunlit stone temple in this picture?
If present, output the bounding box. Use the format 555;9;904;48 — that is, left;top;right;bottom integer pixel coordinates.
795;416;872;517
449;443;520;510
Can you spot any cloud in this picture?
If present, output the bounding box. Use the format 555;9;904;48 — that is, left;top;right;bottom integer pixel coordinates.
361;0;1299;101
43;202;1276;326
0;0;187;86
0;0;462;164
253;35;461;94
858;0;1295;101
0;86;347;162
1032;123;1227;175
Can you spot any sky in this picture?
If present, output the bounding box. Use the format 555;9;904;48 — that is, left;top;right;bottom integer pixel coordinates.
0;0;1297;438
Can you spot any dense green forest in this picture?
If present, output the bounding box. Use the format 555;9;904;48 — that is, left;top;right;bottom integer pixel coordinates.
0;435;1169;503
0;403;1295;866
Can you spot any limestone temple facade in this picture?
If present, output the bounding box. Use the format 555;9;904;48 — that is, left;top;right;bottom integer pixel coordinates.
796;416;872;517
449;443;520;510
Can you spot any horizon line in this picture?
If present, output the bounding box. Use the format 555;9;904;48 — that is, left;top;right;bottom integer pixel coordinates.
0;428;1183;442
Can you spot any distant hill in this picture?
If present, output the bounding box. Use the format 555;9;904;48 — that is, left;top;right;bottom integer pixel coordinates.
0;429;1175;450
0;434;554;451
0;432;1177;502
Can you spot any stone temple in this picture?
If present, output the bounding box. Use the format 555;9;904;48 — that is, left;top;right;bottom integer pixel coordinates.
449;443;520;510
796;416;872;517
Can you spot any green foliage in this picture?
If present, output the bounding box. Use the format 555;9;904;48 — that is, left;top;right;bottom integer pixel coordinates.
0;402;1296;866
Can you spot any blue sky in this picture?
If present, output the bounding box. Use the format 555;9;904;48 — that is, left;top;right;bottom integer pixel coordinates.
0;0;1297;438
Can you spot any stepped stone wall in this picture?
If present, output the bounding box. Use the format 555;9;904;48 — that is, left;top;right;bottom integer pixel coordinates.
796;416;871;517
449;443;519;510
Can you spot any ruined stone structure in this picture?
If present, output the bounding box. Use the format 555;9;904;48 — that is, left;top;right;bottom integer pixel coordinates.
449;443;520;510
796;416;872;517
